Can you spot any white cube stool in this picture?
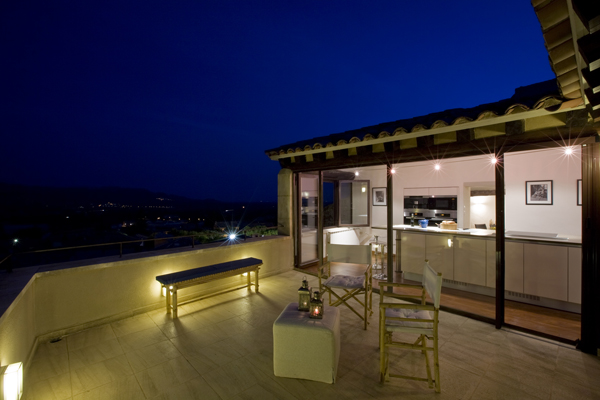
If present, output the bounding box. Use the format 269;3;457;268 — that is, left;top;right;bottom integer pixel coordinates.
273;302;341;383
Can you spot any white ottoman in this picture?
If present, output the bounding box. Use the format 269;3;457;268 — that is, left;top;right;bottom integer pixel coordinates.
273;302;340;383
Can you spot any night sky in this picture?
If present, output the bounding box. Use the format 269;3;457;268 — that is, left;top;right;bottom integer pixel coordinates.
0;1;554;202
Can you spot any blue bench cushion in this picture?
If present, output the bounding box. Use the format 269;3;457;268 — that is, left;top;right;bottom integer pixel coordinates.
156;257;262;285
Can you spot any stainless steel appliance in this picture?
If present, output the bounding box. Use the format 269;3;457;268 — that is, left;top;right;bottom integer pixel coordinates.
403;196;457;225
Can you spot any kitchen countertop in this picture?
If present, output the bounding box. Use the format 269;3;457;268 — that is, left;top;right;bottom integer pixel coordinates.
371;225;581;245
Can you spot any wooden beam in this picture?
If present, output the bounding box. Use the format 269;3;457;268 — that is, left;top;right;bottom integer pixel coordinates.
495;153;506;330
580;143;600;355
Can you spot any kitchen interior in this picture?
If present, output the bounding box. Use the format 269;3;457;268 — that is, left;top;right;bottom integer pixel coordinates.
305;146;582;341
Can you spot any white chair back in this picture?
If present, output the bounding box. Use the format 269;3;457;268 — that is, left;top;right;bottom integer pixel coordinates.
422;261;443;308
327;244;371;264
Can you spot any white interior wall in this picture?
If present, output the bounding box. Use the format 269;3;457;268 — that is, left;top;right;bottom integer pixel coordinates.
470;196;496;229
356;147;581;237
505;147;581;237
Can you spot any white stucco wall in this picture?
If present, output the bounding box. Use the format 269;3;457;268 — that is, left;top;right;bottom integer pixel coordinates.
0;236;292;374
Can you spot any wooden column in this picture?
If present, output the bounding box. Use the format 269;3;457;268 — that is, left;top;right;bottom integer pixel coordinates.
318;171;324;268
580;143;600;355
387;165;394;284
495;153;505;329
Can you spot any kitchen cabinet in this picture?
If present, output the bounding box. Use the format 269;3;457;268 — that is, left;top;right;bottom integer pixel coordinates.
454;236;486;286
425;235;454;280
524;243;568;302
403;187;458;196
568;247;581;304
399;232;426;274
485;241;524;293
429;187;458;196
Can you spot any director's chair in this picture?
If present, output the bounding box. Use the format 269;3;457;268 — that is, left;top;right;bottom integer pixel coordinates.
318;243;373;330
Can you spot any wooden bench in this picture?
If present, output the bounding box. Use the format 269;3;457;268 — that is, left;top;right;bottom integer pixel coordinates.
156;257;262;318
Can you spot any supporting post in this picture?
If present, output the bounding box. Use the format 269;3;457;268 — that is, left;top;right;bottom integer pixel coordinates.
580;143;600;355
495;153;505;329
318;171;324;269
387;164;394;285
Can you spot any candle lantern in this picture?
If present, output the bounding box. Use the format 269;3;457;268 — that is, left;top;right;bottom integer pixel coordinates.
309;291;324;319
298;276;311;311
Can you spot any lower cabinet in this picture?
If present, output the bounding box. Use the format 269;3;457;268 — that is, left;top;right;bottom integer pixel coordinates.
454;237;486;286
523;243;568;302
568;247;581;304
398;230;580;305
485;241;524;293
425;235;454;280
400;232;426;274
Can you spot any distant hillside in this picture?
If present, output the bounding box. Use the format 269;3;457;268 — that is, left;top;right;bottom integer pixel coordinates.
0;183;276;223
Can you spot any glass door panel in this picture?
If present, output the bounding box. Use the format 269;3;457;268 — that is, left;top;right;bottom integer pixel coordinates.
299;174;319;266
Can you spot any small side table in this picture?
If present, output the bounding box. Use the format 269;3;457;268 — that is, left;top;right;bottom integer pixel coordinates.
273;302;340;383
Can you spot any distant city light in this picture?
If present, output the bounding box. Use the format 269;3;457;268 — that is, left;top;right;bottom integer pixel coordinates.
13;239;18;244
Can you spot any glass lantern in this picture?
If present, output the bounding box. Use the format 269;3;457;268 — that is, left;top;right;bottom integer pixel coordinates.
309;291;324;319
298;276;311;311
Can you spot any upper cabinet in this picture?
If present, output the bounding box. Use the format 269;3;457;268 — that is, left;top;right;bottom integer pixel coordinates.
404;187;459;196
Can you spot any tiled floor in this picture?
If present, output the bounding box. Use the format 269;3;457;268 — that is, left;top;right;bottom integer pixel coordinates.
23;270;600;400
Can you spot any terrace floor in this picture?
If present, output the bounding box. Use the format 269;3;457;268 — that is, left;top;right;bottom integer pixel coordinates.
23;269;600;400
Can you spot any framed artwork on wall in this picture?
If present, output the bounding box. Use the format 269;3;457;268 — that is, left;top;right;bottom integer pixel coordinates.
525;180;553;205
577;179;582;206
372;187;386;206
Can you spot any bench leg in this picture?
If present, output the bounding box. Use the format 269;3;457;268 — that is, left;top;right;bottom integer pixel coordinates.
255;268;259;293
172;288;178;318
247;271;251;290
165;286;171;314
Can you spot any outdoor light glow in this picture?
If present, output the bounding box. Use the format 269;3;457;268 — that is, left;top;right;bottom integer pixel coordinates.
355;171;359;176
491;157;498;164
1;362;23;400
13;239;18;244
390;169;396;174
229;233;237;240
434;163;441;170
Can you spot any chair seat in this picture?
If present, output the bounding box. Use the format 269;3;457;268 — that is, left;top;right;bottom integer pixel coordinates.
384;308;433;332
324;274;365;289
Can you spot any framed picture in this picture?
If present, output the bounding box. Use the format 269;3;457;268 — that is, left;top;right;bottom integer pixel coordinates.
525;180;553;205
372;187;387;206
577;179;582;206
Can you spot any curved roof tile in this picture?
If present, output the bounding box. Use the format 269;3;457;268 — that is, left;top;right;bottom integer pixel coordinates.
265;80;563;156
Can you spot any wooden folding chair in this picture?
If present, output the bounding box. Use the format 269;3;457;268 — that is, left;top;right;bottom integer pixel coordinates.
379;260;442;392
318;244;373;330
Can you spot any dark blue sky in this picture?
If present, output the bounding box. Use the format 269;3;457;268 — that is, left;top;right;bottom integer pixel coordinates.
0;0;554;202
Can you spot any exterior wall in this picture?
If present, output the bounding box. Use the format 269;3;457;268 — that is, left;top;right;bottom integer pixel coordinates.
0;236;292;373
0;276;37;369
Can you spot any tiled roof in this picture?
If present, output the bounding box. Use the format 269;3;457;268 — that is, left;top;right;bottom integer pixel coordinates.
532;0;600;121
265;80;563;157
